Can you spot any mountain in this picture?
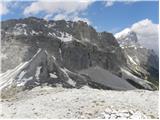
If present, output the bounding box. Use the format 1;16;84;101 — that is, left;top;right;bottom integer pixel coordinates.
115;28;159;87
115;28;139;47
0;17;157;97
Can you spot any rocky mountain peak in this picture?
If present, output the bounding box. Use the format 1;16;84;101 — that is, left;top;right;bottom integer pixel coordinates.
115;28;139;48
0;17;158;96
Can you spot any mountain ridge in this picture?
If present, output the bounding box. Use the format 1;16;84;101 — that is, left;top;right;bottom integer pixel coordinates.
0;17;158;97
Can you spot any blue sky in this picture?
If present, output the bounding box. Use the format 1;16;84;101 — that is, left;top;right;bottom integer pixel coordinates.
87;1;159;32
1;1;159;33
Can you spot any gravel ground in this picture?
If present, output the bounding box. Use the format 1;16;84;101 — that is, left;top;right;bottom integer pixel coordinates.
0;86;159;119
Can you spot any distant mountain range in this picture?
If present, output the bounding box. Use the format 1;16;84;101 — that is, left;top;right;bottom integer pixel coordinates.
0;17;158;97
115;28;159;87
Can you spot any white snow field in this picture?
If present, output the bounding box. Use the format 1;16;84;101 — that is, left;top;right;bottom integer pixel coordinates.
0;86;158;119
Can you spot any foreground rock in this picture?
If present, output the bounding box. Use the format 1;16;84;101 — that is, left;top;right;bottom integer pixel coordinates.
0;86;158;119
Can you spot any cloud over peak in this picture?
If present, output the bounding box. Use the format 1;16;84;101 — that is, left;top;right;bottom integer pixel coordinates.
115;19;159;55
23;0;92;24
53;13;91;24
0;2;9;15
131;19;159;55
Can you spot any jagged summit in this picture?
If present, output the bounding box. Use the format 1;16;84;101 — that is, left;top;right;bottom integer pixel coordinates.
115;28;131;38
115;28;139;48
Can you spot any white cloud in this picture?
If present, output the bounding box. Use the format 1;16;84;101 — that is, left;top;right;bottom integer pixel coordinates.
53;13;91;25
0;2;9;15
44;14;53;20
131;19;159;55
104;0;136;7
73;16;91;24
53;14;68;20
23;0;92;24
23;0;92;15
105;1;114;7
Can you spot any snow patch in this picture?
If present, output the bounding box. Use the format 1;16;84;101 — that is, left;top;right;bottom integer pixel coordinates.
111;50;115;53
17;77;33;86
115;28;131;39
44;50;48;55
0;49;42;90
15;23;27;28
31;48;42;60
83;38;90;42
68;78;76;86
13;23;28;35
48;32;53;36
49;73;58;79
31;30;39;35
66;24;69;28
17;71;26;81
60;68;76;86
35;66;42;80
57;32;73;42
0;61;29;90
0;53;7;59
59;48;63;61
52;56;56;61
24;29;27;35
48;23;56;28
127;55;137;65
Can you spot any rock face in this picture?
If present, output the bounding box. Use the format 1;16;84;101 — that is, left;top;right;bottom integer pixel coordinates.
1;17;125;74
0;17;158;95
80;66;136;90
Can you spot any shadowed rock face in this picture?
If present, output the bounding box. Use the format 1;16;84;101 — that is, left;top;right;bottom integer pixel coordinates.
80;66;136;90
0;17;157;92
